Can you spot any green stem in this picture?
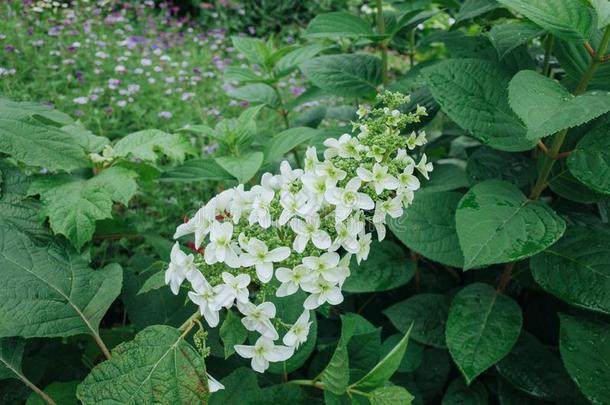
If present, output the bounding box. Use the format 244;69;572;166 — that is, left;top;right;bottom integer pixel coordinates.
376;0;388;86
542;34;555;77
1;362;57;405
289;379;325;390
529;26;610;200
409;28;416;68
271;83;290;129
179;311;202;332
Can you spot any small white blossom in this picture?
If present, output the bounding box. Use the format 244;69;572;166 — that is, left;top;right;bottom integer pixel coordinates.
234;336;294;373
275;265;317;297
290;215;331;253
324;134;364;161
220;272;251;304
188;272;230;327
416;154;434;180
283;310;312;348
248;186;275;228
240;238;290;283
165;242;196;295
207;373;224;392
302;277;344;309
204;222;240;268
356;163;399;194
238;301;279;340
325;178;374;222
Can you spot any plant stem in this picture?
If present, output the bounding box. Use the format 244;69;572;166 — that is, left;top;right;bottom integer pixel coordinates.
94;332;113;360
376;0;388;86
409;28;416;68
529;26;610;200
289;379;326;390
272;83;290;129
180;311;202;331
2;362;57;405
542;34;554;77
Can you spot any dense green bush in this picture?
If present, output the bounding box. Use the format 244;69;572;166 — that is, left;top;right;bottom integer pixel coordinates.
1;0;610;404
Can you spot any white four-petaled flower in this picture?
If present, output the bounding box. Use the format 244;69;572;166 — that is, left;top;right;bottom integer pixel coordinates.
234;336;294;373
240;238;290;283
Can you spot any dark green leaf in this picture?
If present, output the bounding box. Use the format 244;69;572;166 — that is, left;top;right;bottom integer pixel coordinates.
27;381;78;405
370;386;414;405
160;158;233;182
215;152;264;184
442;378;489;404
263;127;318;164
319;315;357;395
568;116;610;195
466;147;536;187
380;334;424;373
488;21;545;59
220;310;247;359
0;338;25;380
303;12;374;39
227;84;279;107
457;0;499;21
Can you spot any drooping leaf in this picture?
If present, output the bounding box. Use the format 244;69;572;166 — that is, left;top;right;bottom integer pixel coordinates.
352;324;413;390
423;59;534;152
559;314;610;405
388;191;465;268
568;116;610;195
497;0;594;41
227;84;279;107
488;21;545;59
29;167;138;249
300;54;382;99
160;158;233;182
343;240;415;293
113;129;193;163
220;310;248;359
263;127;318;164
303;12;374;39
531;226;610;314
76;325;209;404
496;332;574;401
446;283;522;383
466;147;536;188
274;44;328;77
0;338;25;380
215;152;264;184
0;227;122;339
384;294;449;348
457;0;500;21
223;66;263;84
369;386;415;405
442;378;489;404
455;180;566;270
508;70;610;141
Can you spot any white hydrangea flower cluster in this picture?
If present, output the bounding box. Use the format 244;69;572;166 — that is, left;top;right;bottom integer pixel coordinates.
165;92;431;375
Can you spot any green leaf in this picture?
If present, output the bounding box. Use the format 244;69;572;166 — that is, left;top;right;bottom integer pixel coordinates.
531;226;610;314
559;314;610;405
457;0;500;21
231;36;269;66
497;0;594;41
456;180;566;270
27;381;78;405
591;0;610;28
113;129;193;163
227;84;279;107
0;99;88;172
0;338;25;380
548;163;606;203
508;70;610;141
29;167;138;249
274;44;327;77
76;325;209;404
369;386;415;405
420;163;468;193
300;54;382;99
60;123;109;153
496;331;574;401
319;315;357;395
446;283;522;383
423;59;534;152
0;227;122;339
353;324;413;390
442;379;489;404
388;191;465;268
220;310;247;359
215;152;264;184
384;294;449;348
160;158;233;182
263;127;318;164
380;334;424;373
488;21;545;59
466;146;536;188
568;116;610;195
344;240;415;293
223;67;263;84
303;12;374;39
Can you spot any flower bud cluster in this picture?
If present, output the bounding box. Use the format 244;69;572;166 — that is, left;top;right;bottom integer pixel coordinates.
165;91;432;374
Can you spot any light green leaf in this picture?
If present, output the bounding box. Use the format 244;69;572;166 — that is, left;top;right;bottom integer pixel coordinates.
215;152;263;184
380;335;424;373
457;0;500;21
160;158;233;182
568;116;610;195
231;36;269;66
303;12;374;39
319;315;357;395
442;379;489;404
0;99;88;172
488;21;545;59
0;227;122;339
591;0;610;28
220;310;247;359
466;146;536;188
114;129;193;163
263;127;318;164
27;381;78;405
388;191;465;268
274;44;327;77
496;331;574;401
76;325;209;404
227;84;279;107
531;226;610;314
384;294;449;348
559;314;610;405
344;240;415;293
369;386;415;405
446;283;522;383
497;0;594;41
29;167;138;249
353;324;413;390
423;59;534;152
223;67;263;84
456;180;566;270
60;123;109;153
508;70;610;141
0;337;25;380
300;54;382;99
